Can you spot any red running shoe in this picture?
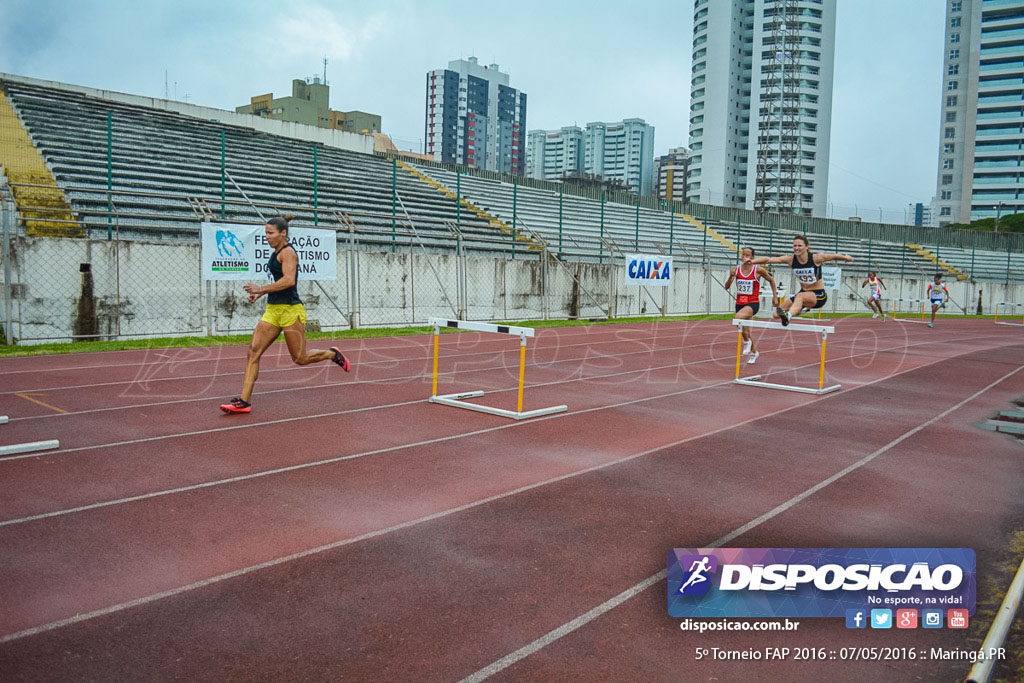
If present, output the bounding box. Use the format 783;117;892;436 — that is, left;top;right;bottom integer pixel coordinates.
220;397;252;414
330;347;351;372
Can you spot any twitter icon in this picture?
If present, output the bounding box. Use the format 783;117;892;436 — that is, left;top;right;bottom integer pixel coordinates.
870;609;892;629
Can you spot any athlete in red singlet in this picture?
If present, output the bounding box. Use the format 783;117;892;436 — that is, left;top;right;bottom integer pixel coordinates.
724;247;779;365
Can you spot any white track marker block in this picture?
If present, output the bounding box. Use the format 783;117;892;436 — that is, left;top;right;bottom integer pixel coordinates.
731;319;835;334
0;416;7;424
429;393;567;420
0;439;60;457
734;376;841;395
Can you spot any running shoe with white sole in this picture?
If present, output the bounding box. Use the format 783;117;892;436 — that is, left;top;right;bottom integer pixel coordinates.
747;352;759;365
742;339;752;355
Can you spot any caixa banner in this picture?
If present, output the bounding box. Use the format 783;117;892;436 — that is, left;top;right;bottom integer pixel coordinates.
624;254;673;287
667;548;975;618
201;222;337;281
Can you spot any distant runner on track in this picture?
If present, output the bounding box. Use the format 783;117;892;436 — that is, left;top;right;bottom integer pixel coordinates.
220;215;350;414
861;271;887;321
926;273;950;329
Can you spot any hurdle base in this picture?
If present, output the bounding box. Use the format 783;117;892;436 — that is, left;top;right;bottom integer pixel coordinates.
0;416;7;425
734;376;841;396
894;318;930;325
429;391;568;420
995;321;1024;327
0;439;60;457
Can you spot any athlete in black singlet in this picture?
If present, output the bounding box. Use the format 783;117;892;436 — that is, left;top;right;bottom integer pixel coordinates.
751;235;854;326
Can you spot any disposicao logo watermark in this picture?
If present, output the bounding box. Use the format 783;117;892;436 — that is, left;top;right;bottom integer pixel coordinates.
667;548;975;619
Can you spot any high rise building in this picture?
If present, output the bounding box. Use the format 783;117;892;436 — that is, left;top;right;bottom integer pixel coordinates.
424;57;527;174
526;120;655;194
526;126;584;181
933;0;1024;226
685;0;836;216
584;119;656;195
654;147;691;201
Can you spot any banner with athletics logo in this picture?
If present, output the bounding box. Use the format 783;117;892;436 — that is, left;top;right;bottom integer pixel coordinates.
201;222;337;281
624;254;673;287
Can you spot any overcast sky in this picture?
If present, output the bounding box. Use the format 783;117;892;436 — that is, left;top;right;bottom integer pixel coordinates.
1;0;944;223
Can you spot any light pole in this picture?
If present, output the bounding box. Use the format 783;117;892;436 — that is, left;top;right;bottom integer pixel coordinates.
995;201;1005;233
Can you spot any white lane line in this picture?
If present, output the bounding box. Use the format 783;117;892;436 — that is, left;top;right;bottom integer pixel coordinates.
2;322;947;422
0;333;995;521
0;326;922;461
0;326;709;389
3;351;1015;645
0;323;693;375
3;330;731;421
457;364;1024;683
0;376;835;644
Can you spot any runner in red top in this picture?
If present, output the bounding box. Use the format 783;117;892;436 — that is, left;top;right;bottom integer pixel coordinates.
724;247;779;365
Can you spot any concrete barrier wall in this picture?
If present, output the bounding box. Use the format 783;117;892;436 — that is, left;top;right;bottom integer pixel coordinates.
3;236;1022;343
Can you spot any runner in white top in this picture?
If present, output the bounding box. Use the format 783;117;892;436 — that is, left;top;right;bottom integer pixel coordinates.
926;273;950;328
861;272;886;321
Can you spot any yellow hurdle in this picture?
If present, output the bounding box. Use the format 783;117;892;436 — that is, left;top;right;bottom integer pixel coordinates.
731;318;840;395
427;318;567;420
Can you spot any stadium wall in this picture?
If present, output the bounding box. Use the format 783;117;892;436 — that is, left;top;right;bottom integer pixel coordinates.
3;236;1020;344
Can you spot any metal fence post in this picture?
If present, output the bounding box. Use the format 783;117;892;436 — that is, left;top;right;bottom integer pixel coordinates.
512;176;517;260
1;191;12;344
220;130;226;220
668;202;675;256
558;184;564;259
107;113;113;238
541;248;550;320
313;145;319;226
348;222;359;329
456;168;461;235
634;198;640;250
391;157;397;252
736;211;742;252
599;192;605;264
970;230;976;281
1007;236;1013;286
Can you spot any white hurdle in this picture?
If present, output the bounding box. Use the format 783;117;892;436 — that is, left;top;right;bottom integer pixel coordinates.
427;318;568;420
891;297;929;324
0;415;60;457
995;302;1024;327
732;318;841;395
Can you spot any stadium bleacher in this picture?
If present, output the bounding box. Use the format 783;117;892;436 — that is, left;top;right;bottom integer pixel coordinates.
1;78;518;253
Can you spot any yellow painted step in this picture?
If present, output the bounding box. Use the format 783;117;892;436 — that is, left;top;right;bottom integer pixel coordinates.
680;213;737;253
0;89;81;236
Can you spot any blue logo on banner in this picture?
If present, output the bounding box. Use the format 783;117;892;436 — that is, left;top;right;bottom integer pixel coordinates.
216;229;245;258
667;548;976;619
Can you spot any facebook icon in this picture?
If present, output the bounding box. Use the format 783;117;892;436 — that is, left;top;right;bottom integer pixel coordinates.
845;609;867;629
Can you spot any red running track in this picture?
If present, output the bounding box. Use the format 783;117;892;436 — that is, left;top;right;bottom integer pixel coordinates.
0;318;1021;681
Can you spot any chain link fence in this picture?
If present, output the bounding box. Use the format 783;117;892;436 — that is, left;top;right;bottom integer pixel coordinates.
3;186;1024;345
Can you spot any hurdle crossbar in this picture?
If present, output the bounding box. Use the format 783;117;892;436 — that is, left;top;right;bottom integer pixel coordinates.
892;297;929;324
0;416;59;457
427;318;567;420
995;302;1024;327
731;318;841;395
